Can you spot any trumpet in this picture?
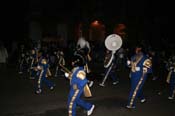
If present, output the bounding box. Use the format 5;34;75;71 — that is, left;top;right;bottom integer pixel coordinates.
59;64;71;73
59;64;72;79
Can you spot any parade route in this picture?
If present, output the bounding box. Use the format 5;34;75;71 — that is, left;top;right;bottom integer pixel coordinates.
0;64;174;116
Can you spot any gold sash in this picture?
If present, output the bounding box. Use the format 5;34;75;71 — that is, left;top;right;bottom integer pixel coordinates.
46;68;52;77
166;71;172;83
131;55;143;72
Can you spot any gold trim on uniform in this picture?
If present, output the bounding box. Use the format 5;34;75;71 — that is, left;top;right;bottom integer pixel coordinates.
46;68;52;77
72;67;79;73
76;71;86;80
38;70;44;89
129;74;144;107
143;59;152;68
131;55;143;72
131;62;136;72
143;67;148;73
69;89;79;116
166;71;172;83
41;59;47;64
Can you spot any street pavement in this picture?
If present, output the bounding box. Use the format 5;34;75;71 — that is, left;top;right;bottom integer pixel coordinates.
0;64;174;116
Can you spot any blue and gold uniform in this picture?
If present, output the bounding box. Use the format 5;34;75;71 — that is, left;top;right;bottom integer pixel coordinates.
35;58;54;94
66;52;95;116
126;46;152;109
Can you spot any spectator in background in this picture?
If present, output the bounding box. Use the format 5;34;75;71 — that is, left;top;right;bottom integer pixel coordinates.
0;42;8;70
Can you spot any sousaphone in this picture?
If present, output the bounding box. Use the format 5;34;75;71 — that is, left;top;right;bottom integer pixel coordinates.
100;34;122;87
104;34;123;68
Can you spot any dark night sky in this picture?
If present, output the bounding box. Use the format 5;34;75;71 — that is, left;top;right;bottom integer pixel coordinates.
2;0;174;44
25;0;173;19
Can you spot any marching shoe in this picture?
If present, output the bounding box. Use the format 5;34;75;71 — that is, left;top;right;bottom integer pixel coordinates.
168;96;174;100
99;83;105;87
18;71;23;74
89;81;94;87
36;89;42;94
87;105;95;116
113;81;119;85
50;84;56;91
50;86;54;90
126;105;136;109
140;98;146;103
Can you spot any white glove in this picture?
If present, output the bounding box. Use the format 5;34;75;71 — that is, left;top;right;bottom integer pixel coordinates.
37;65;42;70
127;60;131;65
135;67;140;71
65;72;69;78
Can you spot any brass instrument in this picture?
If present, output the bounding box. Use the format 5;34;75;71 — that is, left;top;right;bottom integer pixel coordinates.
59;64;72;79
59;64;71;73
99;34;122;86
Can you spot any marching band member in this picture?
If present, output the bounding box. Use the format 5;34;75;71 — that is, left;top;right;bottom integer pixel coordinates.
65;52;95;116
54;50;65;77
99;49;119;87
99;34;123;87
166;54;175;100
35;57;55;94
76;37;91;72
76;37;93;87
126;45;152;109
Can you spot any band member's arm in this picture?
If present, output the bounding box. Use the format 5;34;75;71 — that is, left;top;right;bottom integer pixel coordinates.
76;71;87;88
86;41;91;53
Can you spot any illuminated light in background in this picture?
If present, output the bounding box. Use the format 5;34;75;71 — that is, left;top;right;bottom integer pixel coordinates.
91;20;99;26
114;23;126;38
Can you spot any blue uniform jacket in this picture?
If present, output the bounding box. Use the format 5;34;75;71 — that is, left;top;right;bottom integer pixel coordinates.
129;54;152;77
70;67;88;90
